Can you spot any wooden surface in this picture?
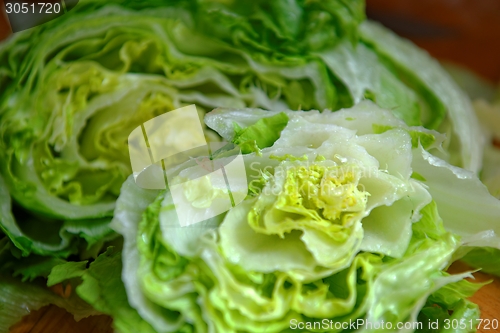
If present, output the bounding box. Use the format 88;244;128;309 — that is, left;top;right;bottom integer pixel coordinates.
9;304;113;333
2;1;500;332
449;262;500;333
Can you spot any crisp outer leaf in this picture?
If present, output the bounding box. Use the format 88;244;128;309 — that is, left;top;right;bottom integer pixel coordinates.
359;202;465;332
0;173;93;257
318;41;422;126
74;247;158;333
461;247;500;277
233;112;289;153
109;176;179;332
47;261;87;287
412;146;500;249
360;21;484;172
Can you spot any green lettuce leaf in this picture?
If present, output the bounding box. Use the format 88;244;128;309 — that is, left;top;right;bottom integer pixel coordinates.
461;247;500;277
0;173;115;257
109;176;167;332
74;247;158;333
359;21;483;172
358;202;467;332
411;146;500;250
41;246;158;333
233;112;289;153
418;277;484;333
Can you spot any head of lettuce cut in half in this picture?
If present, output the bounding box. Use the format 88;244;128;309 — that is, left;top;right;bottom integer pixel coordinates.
0;0;483;258
108;101;500;333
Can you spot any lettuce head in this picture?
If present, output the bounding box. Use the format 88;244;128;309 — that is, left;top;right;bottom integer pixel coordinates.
0;0;484;257
109;101;499;332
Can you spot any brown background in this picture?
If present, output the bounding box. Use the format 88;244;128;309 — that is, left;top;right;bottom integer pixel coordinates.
1;0;499;332
366;0;500;83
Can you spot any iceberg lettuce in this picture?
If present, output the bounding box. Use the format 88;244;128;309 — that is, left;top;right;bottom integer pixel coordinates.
108;102;498;332
0;0;484;257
